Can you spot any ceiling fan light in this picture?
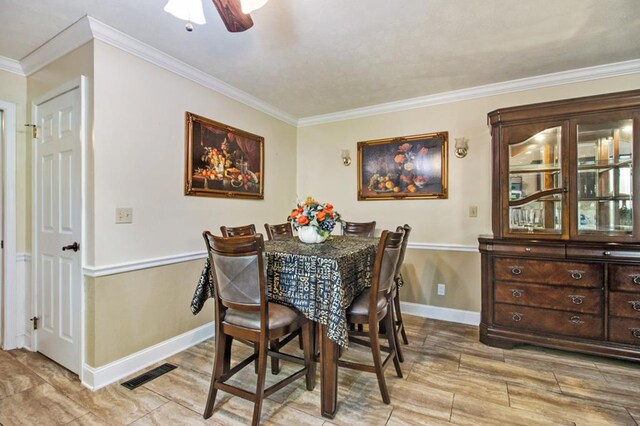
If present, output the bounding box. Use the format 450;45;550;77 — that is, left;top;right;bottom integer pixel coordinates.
164;0;206;25
240;0;269;14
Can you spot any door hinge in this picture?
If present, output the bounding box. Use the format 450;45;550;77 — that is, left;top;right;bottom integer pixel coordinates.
30;316;39;330
24;124;37;139
1;240;3;249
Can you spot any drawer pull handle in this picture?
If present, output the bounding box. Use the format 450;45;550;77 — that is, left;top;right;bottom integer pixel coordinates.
630;328;640;339
569;270;584;280
629;301;640;311
569;316;584;325
510;267;523;275
511;312;523;322
511;289;523;298
524;247;531;252
603;251;612;256
631;275;640;285
569;295;584;305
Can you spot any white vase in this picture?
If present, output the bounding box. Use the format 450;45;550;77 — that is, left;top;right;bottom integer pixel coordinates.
297;226;328;244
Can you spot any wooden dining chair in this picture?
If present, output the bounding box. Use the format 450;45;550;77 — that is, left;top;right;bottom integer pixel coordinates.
264;221;305;356
202;232;315;426
339;229;404;404
342;221;376;237
220;224;257;237
264;222;293;240
391;224;411;362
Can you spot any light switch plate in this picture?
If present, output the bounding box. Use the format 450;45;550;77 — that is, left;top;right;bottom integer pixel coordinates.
116;207;133;224
469;205;478;217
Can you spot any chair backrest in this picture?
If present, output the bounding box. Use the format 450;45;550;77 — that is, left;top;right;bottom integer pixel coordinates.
220;224;257;237
370;229;404;299
202;231;266;311
264;222;293;240
394;224;412;283
342;221;376;237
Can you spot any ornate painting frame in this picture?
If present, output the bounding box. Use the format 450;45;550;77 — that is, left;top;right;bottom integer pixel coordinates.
357;132;448;200
184;112;264;199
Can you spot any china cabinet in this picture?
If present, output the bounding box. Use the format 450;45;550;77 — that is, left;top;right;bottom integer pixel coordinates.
480;89;640;360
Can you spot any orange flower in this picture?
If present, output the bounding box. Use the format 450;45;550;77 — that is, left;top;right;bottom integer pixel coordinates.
399;143;412;152
394;154;406;163
290;209;299;219
297;215;309;225
317;211;326;222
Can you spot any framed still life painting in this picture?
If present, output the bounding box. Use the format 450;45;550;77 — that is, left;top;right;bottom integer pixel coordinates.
357;132;448;200
184;112;264;199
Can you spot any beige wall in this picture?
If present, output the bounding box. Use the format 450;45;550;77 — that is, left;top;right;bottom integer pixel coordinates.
87;41;298;366
297;74;640;312
0;69;28;252
92;41;298;266
85;260;211;367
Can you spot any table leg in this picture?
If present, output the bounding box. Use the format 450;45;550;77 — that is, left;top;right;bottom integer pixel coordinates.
319;324;338;419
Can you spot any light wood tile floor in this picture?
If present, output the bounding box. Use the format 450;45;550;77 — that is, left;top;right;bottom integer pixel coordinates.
1;316;639;425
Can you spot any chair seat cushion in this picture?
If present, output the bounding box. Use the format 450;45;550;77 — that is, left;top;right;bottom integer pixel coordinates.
224;302;301;330
347;288;387;317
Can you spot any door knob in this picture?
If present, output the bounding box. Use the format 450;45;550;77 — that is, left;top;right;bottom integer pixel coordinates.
62;242;79;252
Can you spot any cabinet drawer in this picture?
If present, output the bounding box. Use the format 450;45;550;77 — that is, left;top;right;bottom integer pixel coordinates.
495;282;602;314
609;292;640;319
567;246;640;261
609;264;640;292
608;317;640;346
494;258;602;288
492;243;565;258
494;303;603;339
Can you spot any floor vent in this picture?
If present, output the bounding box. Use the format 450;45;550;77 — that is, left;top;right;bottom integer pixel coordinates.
121;363;177;390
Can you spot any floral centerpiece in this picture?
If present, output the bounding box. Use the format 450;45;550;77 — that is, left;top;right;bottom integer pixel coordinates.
288;197;341;243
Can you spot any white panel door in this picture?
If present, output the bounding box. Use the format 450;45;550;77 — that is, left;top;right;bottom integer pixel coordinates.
35;88;81;373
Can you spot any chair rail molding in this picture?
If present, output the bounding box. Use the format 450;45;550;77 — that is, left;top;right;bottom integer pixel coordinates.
83;242;477;277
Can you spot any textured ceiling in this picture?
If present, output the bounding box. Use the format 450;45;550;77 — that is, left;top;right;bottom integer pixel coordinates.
1;0;639;119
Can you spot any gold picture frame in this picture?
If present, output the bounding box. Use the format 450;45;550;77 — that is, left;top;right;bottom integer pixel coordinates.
184;112;264;199
357;132;448;200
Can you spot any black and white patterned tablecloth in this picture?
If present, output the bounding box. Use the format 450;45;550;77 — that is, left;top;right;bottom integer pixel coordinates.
191;236;377;347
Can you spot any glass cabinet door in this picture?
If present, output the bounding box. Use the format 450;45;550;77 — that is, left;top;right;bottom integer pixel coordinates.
507;125;564;235
576;117;633;237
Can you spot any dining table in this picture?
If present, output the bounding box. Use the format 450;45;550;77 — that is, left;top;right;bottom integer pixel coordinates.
190;235;378;418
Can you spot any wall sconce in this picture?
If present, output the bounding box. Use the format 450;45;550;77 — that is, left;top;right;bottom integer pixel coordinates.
341;149;352;166
454;137;469;158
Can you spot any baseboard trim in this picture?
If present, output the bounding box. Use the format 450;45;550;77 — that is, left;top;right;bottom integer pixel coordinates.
81;322;214;391
400;301;480;326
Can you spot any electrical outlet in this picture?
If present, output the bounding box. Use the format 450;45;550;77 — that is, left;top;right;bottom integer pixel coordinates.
469;205;478;217
116;208;133;224
437;283;446;296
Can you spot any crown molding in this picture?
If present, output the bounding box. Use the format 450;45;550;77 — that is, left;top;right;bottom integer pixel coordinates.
17;14;640;129
20;17;93;76
297;59;640;127
17;16;296;126
0;56;24;76
86;17;297;126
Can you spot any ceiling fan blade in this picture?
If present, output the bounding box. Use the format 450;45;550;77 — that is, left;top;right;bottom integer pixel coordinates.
212;0;254;32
